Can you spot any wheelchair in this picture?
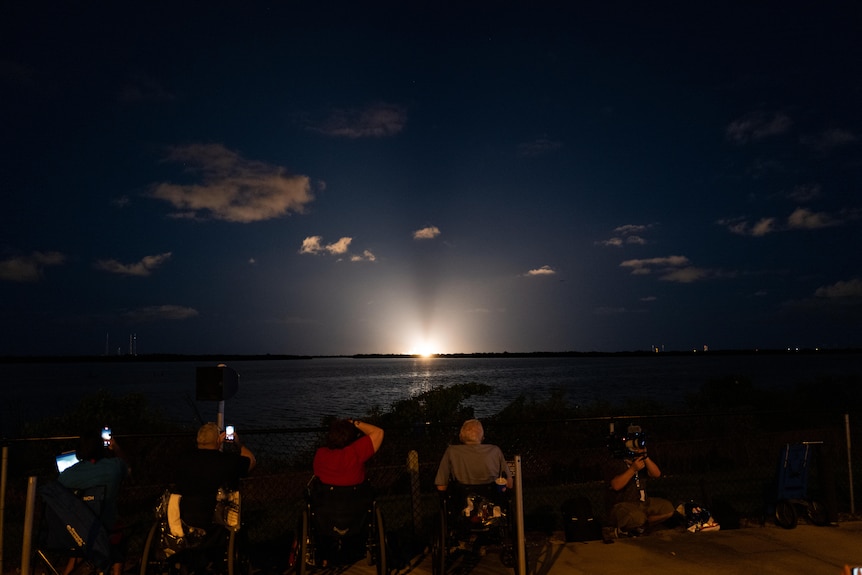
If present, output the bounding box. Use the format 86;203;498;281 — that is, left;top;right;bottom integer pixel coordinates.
139;488;248;575
430;482;515;575
289;479;388;575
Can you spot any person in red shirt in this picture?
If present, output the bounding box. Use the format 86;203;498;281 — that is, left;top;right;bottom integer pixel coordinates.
308;418;384;566
313;419;384;486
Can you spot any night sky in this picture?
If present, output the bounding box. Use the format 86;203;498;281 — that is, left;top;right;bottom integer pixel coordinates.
2;2;860;356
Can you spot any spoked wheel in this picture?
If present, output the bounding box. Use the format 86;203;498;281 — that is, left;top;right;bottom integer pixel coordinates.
139;521;163;575
227;529;251;575
370;503;388;575
430;502;447;575
297;507;310;575
806;500;829;526
775;499;798;529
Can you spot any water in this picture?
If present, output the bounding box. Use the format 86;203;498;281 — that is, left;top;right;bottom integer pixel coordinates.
3;353;861;434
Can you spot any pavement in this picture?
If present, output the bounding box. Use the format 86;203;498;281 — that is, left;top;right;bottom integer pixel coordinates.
301;520;862;575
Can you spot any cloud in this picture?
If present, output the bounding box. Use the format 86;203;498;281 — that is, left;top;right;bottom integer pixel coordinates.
0;251;65;282
726;111;792;143
787;184;821;203
314;103;406;138
526;265;556;276
150;143;314;222
413;226;441;240
518;137;563;157
121;305;199;323
814;279;862;299
598;223;652;247
119;72;175;103
621;255;726;283
94;252;172;277
720;207;850;236
350;250;377;262
300;236;375;262
786;207;839;230
803;128;857;153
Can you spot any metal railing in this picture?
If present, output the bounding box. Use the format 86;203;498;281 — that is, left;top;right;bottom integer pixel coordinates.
2;410;860;573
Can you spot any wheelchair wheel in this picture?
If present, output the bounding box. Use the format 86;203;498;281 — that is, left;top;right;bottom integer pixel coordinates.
139;521;162;575
297;506;310;575
371;504;388;575
430;500;447;575
775;499;798;529
227;530;251;575
806;500;829;526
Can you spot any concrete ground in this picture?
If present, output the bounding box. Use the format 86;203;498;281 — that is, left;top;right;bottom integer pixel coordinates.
265;521;862;575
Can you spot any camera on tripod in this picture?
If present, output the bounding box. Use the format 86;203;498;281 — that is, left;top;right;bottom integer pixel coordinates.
608;423;647;459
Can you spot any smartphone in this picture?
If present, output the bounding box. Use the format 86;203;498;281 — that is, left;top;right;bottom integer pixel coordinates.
101;426;112;447
225;425;235;441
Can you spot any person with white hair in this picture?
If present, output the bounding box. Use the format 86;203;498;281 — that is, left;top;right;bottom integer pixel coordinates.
435;419;512;491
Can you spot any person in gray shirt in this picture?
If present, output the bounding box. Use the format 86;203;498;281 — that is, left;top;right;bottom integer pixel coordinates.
435;419;512;491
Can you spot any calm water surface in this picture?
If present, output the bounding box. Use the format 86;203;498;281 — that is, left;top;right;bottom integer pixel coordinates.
4;354;861;434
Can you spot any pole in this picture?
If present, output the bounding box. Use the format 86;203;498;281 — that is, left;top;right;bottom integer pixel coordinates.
513;455;526;575
21;476;38;575
846;414;855;515
407;450;421;534
0;445;8;575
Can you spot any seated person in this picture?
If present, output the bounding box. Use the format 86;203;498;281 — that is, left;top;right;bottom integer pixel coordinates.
171;423;256;544
58;430;130;575
603;425;674;536
435;419;513;493
310;418;384;564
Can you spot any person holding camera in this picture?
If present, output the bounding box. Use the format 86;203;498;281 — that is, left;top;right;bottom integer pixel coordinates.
171;422;256;531
603;425;675;537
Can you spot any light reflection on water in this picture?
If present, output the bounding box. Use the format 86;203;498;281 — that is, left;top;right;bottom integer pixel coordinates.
3;354;861;433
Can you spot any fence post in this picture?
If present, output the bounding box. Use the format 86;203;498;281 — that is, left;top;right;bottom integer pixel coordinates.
846;414;855;515
21;475;38;575
407;450;421;534
513;455;526;575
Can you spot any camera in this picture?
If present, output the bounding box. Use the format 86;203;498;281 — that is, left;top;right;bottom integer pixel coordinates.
608;423;646;458
101;426;112;447
225;425;235;441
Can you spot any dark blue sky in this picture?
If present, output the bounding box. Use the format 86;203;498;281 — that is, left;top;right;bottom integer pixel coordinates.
2;2;860;356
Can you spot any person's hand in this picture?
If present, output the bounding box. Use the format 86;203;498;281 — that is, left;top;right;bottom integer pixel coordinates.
631;456;647;472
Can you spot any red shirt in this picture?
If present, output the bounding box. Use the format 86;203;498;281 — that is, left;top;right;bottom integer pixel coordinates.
313;434;374;486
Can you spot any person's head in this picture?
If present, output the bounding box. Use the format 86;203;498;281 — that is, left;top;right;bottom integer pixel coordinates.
197;422;222;450
459;419;484;445
325;419;357;449
77;431;105;462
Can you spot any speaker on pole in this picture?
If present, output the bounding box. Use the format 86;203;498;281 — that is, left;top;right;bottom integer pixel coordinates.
196;364;239;401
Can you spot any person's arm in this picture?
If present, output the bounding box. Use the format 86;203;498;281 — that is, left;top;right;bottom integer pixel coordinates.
232;432;257;471
351;419;384;453
643;455;661;478
609;458;645;491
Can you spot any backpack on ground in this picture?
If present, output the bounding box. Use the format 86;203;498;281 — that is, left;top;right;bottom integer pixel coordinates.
561;496;602;542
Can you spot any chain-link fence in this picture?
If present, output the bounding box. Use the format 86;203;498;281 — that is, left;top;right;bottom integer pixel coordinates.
3;410;861;571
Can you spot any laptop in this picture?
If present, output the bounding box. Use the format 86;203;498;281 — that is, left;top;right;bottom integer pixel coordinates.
55;450;78;473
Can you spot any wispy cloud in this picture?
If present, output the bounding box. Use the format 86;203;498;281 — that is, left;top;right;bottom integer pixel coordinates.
620;255;714;283
119;72;175;103
150;143;314;222
598;224;652;247
94;252;172;277
803;128;857;153
121;304;199;323
0;251;65;282
313;103;406;138
525;265;556;276
726;111;793;143
300;236;376;262
720;207;854;236
518;137;563;157
413;226;441;240
814;278;862;299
